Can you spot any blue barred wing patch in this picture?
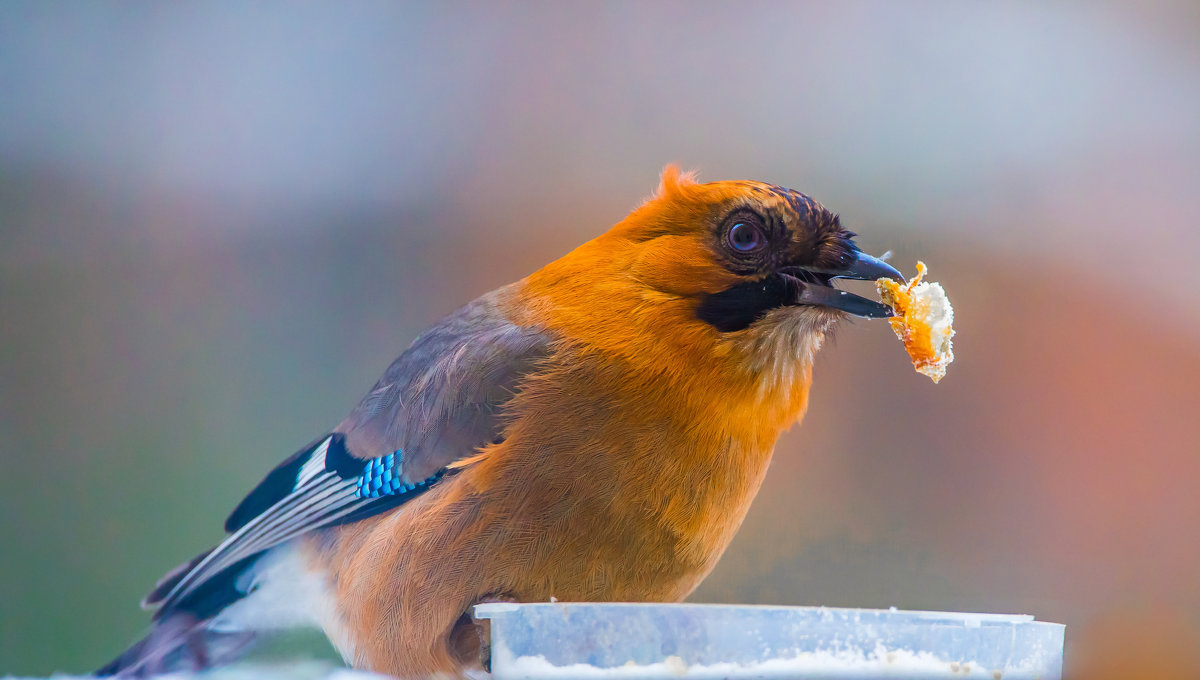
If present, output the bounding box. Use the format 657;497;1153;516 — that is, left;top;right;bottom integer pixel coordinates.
355;450;442;498
357;450;405;498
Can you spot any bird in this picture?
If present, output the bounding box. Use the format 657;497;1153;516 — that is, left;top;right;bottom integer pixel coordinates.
98;166;901;678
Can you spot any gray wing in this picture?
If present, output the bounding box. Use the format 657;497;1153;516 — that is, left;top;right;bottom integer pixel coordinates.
144;286;550;615
336;285;549;482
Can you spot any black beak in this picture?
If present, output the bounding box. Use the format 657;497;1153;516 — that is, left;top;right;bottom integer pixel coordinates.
788;250;902;319
824;250;904;282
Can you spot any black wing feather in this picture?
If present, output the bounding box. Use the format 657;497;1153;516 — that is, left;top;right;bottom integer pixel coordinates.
224;434;330;533
141;287;551;620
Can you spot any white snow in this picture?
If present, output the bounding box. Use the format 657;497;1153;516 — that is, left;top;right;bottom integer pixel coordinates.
493;642;1029;679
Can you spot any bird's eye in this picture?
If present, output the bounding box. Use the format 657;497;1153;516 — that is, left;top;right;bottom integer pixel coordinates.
727;221;765;253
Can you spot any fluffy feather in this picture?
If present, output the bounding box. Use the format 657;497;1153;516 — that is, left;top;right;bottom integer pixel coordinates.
102;168;876;678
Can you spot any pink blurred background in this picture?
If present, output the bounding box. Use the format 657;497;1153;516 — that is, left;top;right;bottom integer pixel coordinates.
2;2;1198;676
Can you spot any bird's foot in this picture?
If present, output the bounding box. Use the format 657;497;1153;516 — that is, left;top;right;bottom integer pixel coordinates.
450;592;518;673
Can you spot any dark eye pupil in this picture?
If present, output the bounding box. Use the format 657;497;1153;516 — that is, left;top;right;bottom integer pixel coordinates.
729;222;762;252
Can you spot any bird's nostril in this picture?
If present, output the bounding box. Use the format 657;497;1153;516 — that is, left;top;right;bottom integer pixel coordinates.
779;266;832;287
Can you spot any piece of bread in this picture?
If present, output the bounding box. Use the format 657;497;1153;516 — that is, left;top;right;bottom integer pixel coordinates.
875;261;955;383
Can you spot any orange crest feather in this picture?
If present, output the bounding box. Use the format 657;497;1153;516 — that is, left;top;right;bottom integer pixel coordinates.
654;164;699;201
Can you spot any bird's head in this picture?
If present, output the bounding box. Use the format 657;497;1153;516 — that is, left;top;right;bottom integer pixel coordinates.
521;166;899;415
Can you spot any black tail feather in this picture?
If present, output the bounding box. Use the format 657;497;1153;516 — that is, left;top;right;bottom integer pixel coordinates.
141;547;217;609
103;552;267;676
97;613;257;677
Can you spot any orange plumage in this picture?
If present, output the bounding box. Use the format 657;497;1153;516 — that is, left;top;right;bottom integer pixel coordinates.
101;166;901;678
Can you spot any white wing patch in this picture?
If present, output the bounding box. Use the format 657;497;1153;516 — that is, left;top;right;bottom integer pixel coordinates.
294;437;331;490
157;436;365;611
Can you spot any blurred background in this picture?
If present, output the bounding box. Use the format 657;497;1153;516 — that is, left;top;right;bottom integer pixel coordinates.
2;1;1199;677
